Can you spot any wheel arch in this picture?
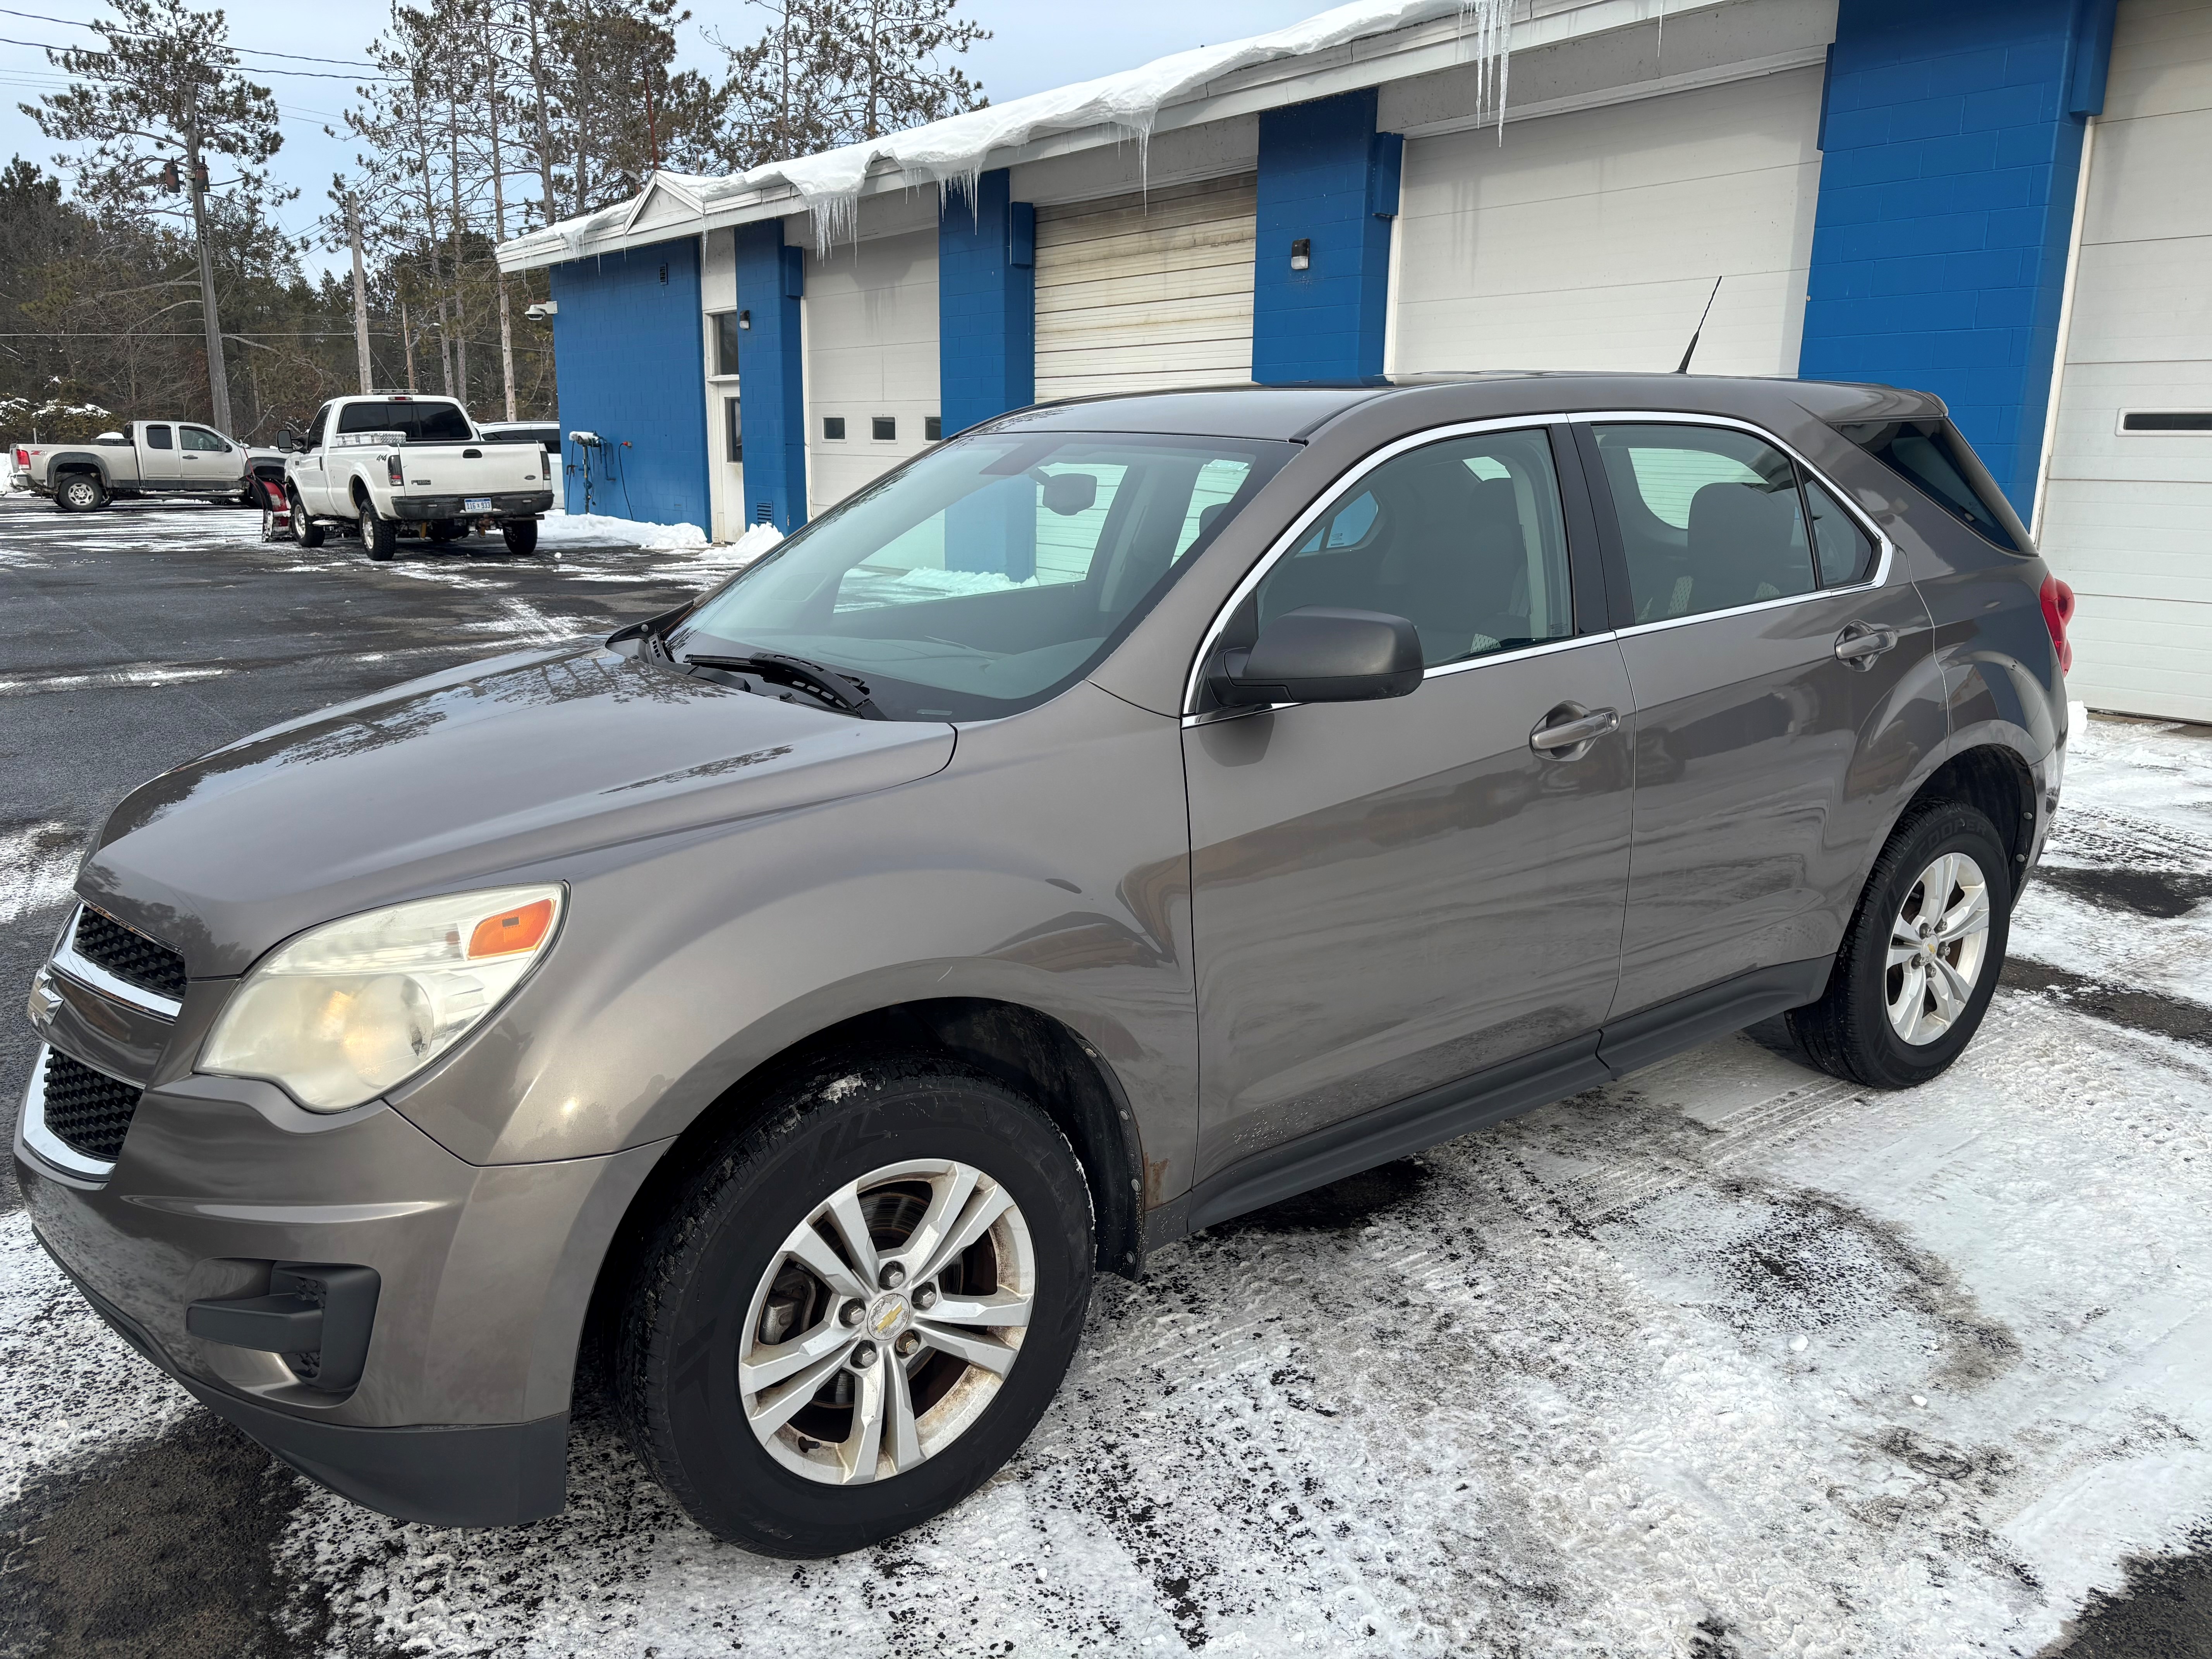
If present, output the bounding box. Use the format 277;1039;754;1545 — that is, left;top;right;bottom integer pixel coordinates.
1894;742;2038;893
577;996;1149;1397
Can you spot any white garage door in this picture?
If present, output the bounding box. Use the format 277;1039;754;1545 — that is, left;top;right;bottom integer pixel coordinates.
804;225;940;519
1388;68;1825;378
1033;173;1257;402
2036;0;2212;721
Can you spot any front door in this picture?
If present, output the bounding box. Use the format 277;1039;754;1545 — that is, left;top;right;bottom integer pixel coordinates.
1183;424;1634;1184
1580;419;1936;1018
179;424;244;493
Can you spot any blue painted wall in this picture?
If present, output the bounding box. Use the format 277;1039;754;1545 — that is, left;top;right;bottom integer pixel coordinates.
733;221;808;532
1798;0;2117;510
939;169;1036;436
1252;89;1402;385
547;238;708;527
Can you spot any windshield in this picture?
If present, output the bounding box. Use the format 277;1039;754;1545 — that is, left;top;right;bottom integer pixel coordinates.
672;430;1292;721
337;400;474;443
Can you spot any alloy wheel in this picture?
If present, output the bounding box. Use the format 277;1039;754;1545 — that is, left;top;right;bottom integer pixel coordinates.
738;1158;1034;1485
1884;850;1991;1046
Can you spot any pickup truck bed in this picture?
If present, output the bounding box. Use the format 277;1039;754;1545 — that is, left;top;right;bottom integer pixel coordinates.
284;395;554;560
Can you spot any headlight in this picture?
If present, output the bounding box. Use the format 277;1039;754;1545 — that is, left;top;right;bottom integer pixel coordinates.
201;884;562;1112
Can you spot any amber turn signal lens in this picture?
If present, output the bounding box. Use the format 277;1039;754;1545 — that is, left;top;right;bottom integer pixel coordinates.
467;898;555;958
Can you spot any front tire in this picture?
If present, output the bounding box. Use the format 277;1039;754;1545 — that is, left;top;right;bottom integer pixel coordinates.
289;489;324;548
614;1055;1094;1557
1789;800;2011;1089
55;474;104;512
361;497;397;561
501;517;539;555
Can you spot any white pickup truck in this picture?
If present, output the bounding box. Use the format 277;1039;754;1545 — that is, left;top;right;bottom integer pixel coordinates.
282;394;554;559
11;420;267;510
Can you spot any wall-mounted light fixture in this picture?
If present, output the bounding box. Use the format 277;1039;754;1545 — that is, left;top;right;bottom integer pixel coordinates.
738;309;752;330
1290;238;1311;272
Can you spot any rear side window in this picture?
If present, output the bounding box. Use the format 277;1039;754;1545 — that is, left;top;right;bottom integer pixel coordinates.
1805;477;1875;585
1832;418;2024;552
1593;424;1814;623
338;400;474;443
143;424;173;450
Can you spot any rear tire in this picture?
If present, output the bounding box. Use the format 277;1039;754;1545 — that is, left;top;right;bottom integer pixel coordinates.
501;518;539;555
55;473;104;513
1789;800;2011;1090
361;496;397;561
289;490;324;548
613;1053;1094;1558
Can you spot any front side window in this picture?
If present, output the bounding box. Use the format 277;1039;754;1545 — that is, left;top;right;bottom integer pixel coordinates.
304;405;331;450
180;425;230;452
1594;424;1814;622
337;400;473;443
673;431;1293;720
1253;426;1574;669
143;424;173;450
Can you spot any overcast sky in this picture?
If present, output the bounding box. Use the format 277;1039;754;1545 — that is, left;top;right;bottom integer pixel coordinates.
0;1;1324;271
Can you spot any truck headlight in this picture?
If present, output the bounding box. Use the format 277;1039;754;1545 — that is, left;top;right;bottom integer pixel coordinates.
201;885;562;1111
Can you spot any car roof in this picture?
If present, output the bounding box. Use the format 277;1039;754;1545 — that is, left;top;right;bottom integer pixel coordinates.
986;373;1948;442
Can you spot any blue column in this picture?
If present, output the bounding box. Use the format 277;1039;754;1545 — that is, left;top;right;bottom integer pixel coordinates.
1252;89;1402;385
1798;0;2118;512
938;168;1035;435
733;220;807;532
546;238;708;526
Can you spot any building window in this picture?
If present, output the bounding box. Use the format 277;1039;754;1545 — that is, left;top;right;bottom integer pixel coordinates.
724;397;742;463
925;415;942;441
872;416;896;441
2121;411;2212;432
713;312;741;376
823;416;846;440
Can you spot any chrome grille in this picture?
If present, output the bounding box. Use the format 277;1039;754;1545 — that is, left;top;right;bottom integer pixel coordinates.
38;1048;143;1164
71;908;187;1003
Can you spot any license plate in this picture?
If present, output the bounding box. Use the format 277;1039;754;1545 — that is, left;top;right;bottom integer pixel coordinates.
464;496;492;513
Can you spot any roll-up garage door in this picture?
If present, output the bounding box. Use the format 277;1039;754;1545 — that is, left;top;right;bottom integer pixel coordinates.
1033;172;1257;402
1389;69;1825;378
2036;0;2212;721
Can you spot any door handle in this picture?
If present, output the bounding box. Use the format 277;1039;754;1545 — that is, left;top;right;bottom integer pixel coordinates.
1834;623;1899;667
1529;704;1620;756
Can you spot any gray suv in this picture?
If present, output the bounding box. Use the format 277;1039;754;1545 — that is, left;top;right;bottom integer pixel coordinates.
17;375;2071;1556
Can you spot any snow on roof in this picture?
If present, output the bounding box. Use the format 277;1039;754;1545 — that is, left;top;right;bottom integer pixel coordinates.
503;0;1511;266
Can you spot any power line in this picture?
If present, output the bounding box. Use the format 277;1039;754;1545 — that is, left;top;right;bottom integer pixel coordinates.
0;30;406;81
0;7;390;71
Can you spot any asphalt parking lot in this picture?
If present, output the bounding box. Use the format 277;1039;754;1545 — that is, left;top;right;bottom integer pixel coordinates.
2;492;2210;1658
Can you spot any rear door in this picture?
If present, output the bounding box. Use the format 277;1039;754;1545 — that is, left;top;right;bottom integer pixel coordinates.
1578;416;1934;1024
137;423;181;487
1183;422;1633;1184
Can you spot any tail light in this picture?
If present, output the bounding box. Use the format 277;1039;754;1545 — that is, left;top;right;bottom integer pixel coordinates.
2039;574;2076;675
386;452;404;486
12;448;25;467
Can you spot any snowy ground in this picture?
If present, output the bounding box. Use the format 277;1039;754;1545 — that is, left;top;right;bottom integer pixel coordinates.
2;495;2209;1656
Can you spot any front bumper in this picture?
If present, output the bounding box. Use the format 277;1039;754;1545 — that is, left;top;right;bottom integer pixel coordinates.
16;959;664;1527
390;490;553;520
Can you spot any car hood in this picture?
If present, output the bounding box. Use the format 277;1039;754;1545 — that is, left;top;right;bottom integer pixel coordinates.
80;641;956;976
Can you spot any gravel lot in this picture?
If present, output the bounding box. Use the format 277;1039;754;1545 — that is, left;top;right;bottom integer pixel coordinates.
2;493;2209;1658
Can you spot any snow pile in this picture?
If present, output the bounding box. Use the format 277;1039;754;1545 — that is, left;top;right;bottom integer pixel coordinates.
520;0;1513;255
535;511;707;551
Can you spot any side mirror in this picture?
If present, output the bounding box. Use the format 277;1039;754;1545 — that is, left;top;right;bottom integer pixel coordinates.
1210;606;1424;708
278;427;296;452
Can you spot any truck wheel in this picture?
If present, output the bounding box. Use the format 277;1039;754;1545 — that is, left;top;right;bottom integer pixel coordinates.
501;518;540;555
289;490;325;548
56;473;105;513
361;498;398;561
613;1054;1094;1558
1788;800;2012;1090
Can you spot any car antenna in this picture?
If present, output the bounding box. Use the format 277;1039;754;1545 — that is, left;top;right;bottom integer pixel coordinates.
1674;276;1724;374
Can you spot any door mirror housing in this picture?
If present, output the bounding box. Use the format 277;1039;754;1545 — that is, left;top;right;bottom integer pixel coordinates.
278;427;297;452
1210;606;1424;708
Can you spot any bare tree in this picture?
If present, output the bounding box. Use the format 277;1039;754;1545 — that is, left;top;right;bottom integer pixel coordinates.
720;0;987;168
24;0;285;434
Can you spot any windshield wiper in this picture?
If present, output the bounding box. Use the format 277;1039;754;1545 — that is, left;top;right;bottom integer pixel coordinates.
682;650;887;720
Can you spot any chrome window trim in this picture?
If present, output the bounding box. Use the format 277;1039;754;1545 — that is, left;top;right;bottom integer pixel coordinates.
17;1042;120;1181
1180;414;1578;717
1565;410;1898;634
50;904;184;1021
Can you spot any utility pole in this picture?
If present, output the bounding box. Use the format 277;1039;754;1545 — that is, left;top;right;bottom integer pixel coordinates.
182;90;234;435
487;17;517;421
347;192;374;393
